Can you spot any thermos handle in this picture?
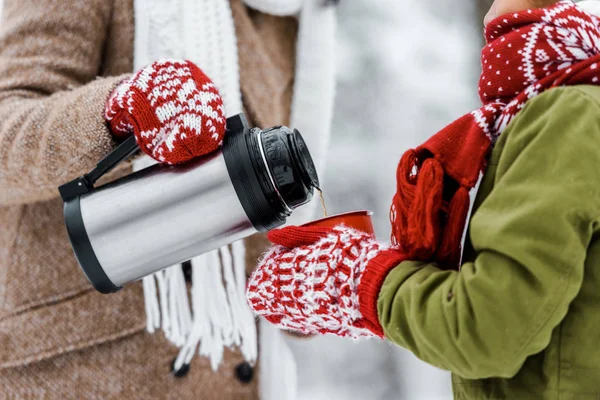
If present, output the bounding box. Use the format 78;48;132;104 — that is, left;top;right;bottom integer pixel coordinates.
58;135;139;202
58;115;245;202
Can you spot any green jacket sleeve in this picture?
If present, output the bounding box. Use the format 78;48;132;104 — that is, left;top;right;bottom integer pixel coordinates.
378;86;600;379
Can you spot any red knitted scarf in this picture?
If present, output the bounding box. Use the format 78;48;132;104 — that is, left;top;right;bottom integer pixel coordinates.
391;1;600;270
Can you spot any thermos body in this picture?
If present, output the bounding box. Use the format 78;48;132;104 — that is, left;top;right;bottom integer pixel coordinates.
79;151;255;288
60;114;320;294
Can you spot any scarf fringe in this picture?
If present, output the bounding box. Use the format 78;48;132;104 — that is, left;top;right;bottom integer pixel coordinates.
142;242;258;372
391;151;443;257
391;149;469;270
436;186;470;269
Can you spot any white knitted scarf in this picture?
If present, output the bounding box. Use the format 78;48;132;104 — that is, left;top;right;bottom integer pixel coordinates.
131;0;336;382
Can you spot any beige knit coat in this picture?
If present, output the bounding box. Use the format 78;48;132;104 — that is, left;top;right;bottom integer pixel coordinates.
0;0;297;398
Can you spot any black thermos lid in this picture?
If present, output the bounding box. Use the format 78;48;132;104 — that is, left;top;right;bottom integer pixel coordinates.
223;114;320;232
260;125;319;209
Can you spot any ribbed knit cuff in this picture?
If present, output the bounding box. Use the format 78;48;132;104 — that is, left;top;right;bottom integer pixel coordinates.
357;249;407;337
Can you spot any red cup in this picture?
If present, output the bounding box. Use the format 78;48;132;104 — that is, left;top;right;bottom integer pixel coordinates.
302;210;375;237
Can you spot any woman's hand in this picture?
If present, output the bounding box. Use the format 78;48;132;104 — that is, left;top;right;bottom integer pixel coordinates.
246;225;406;339
104;59;226;164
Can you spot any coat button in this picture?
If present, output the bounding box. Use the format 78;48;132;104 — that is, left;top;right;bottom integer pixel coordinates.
182;261;192;283
235;362;254;383
171;358;190;378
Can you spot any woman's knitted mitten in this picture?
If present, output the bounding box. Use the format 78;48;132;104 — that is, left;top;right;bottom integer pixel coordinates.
246;225;406;338
104;59;226;164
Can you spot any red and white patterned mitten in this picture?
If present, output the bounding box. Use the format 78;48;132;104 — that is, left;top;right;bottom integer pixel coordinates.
246;225;406;338
104;59;226;164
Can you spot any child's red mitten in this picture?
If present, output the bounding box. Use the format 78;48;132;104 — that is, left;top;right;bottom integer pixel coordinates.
246;225;407;338
104;59;226;164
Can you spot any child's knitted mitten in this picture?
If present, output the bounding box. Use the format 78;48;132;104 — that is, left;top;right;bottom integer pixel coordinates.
246;225;406;338
104;59;226;164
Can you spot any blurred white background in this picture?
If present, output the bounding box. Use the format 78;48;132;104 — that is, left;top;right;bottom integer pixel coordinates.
286;1;482;399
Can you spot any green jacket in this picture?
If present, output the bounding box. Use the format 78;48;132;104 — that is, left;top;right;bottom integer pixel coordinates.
378;85;600;400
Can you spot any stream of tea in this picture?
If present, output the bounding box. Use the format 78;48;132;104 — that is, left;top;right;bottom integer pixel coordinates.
315;187;328;217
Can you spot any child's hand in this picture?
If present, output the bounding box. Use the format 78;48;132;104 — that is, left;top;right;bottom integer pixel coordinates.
104;59;226;164
246;225;406;339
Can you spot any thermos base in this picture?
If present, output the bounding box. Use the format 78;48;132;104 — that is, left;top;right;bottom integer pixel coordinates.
63;197;121;294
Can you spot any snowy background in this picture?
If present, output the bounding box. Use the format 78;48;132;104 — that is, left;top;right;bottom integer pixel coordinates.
287;1;482;399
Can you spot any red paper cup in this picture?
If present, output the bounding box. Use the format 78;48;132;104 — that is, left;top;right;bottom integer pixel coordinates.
303;210;375;237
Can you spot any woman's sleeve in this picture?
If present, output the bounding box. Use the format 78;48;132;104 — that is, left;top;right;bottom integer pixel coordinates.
377;86;600;379
0;0;128;205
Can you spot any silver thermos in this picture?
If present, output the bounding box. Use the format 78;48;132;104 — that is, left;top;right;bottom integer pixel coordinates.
59;114;319;294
